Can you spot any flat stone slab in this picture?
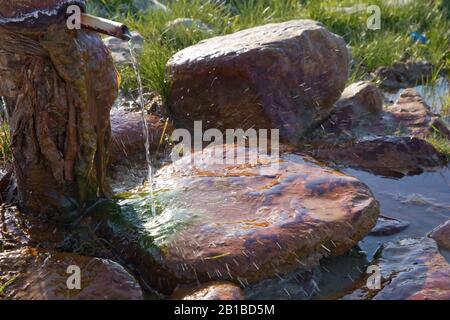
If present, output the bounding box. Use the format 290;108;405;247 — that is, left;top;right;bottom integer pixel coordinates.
0;248;143;300
369;215;410;236
306;88;449;176
96;144;379;294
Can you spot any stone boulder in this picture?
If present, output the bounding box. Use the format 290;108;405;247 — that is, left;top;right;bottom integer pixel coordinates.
0;248;143;300
429;220;450;251
167;20;348;143
93;144;379;294
335;81;384;116
305;88;449;176
110;109;173;165
172;282;245;300
342;238;450;300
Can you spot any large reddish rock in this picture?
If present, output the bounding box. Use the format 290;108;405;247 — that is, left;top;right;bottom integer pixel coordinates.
430;220;450;251
167;20;348;143
93;144;379;294
305;87;449;176
341;238;450;300
0;248;143;300
172;282;245;300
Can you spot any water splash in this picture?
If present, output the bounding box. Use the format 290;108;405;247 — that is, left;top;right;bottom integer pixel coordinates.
128;41;157;217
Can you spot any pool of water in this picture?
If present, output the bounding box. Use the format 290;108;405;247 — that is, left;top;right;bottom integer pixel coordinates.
311;167;450;299
347;168;450;256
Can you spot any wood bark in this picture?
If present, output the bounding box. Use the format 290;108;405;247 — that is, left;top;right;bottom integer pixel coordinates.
0;24;119;222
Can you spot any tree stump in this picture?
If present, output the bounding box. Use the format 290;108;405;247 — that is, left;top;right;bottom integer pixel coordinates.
0;24;119;222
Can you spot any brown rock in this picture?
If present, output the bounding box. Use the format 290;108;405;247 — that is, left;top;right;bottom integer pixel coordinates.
0;205;63;251
429;220;450;251
342;238;450;300
313;136;446;177
172;282;244;300
94;144;379;294
327;81;384;133
369;215;410;236
374;60;434;90
336;81;384;115
110;109;173;165
167;20;348;143
0;204;122;260
386;88;450;139
0;248;143;300
305;89;449;176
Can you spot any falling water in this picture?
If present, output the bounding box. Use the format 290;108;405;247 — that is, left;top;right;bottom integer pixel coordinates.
128;41;157;217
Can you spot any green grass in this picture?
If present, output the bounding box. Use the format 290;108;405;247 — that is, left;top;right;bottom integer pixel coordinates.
0;275;17;298
0;120;11;164
427;134;450;160
88;0;450;102
441;93;450;115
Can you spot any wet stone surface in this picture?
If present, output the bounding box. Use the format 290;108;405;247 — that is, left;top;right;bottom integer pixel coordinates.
0;247;143;300
429;220;450;251
110;108;173;165
305;87;449;176
369;215;410;237
342;238;450;300
93;144;379;294
167;19;348;144
172;281;245;300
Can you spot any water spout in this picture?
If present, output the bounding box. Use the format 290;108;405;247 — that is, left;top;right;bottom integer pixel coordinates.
80;13;131;41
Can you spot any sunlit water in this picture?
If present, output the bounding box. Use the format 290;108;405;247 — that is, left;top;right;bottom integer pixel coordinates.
282;168;450;300
128;42;156;217
112;79;450;299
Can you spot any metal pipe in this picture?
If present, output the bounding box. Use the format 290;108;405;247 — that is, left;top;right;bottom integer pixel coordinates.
80;13;131;41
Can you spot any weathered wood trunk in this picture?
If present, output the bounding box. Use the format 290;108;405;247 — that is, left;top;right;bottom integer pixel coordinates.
0;24;119;222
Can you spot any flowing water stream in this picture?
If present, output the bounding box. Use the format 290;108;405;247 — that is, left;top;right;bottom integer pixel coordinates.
128;41;157;217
